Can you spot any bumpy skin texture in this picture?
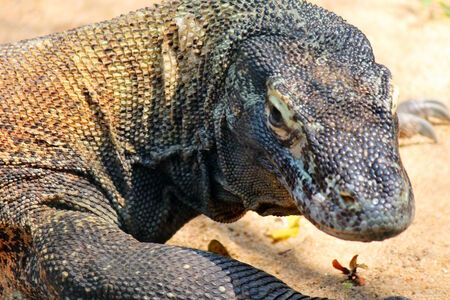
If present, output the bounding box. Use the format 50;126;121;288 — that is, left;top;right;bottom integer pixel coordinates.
0;0;422;298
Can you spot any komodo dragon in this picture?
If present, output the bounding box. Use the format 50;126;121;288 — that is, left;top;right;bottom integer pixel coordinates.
0;0;449;299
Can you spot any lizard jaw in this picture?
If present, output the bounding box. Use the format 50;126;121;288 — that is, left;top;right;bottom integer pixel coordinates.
291;180;414;242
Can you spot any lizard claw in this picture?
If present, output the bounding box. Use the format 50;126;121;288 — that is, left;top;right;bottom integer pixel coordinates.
397;100;449;142
398;112;438;142
397;99;450;121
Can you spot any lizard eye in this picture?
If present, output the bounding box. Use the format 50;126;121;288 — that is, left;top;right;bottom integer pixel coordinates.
268;102;283;127
266;93;290;140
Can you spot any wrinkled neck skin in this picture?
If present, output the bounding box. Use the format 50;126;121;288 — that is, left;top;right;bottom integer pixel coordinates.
126;126;249;242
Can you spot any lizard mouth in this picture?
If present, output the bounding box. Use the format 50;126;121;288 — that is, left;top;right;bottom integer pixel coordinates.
252;202;300;217
291;182;414;242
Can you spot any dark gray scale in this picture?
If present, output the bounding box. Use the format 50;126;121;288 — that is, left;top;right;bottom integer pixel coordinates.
1;0;447;299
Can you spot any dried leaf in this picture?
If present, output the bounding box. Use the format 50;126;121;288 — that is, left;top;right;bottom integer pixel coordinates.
349;254;359;271
356;263;368;270
286;215;301;227
332;259;350;275
332;255;367;286
207;239;231;258
354;275;366;286
266;226;299;242
266;215;301;242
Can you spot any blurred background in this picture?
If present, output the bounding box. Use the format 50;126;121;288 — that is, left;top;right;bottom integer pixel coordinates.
0;1;448;299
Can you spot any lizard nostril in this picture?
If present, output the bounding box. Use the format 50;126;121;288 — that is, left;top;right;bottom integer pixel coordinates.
339;192;356;205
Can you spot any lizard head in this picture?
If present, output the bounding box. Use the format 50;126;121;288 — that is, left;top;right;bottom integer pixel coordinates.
214;35;414;242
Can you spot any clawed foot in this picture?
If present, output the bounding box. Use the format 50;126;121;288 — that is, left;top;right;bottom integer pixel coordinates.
397;99;449;142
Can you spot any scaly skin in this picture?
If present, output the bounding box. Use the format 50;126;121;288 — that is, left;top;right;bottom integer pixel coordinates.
0;0;443;298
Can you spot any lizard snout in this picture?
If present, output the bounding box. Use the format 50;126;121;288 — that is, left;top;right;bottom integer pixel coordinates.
290;160;415;242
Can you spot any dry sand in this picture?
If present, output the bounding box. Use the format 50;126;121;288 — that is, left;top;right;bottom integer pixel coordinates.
0;1;448;299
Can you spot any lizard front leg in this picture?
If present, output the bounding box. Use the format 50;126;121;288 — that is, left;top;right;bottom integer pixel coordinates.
28;209;319;300
0;169;321;300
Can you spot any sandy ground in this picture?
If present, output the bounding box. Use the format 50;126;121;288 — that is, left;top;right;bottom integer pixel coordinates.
0;1;448;299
